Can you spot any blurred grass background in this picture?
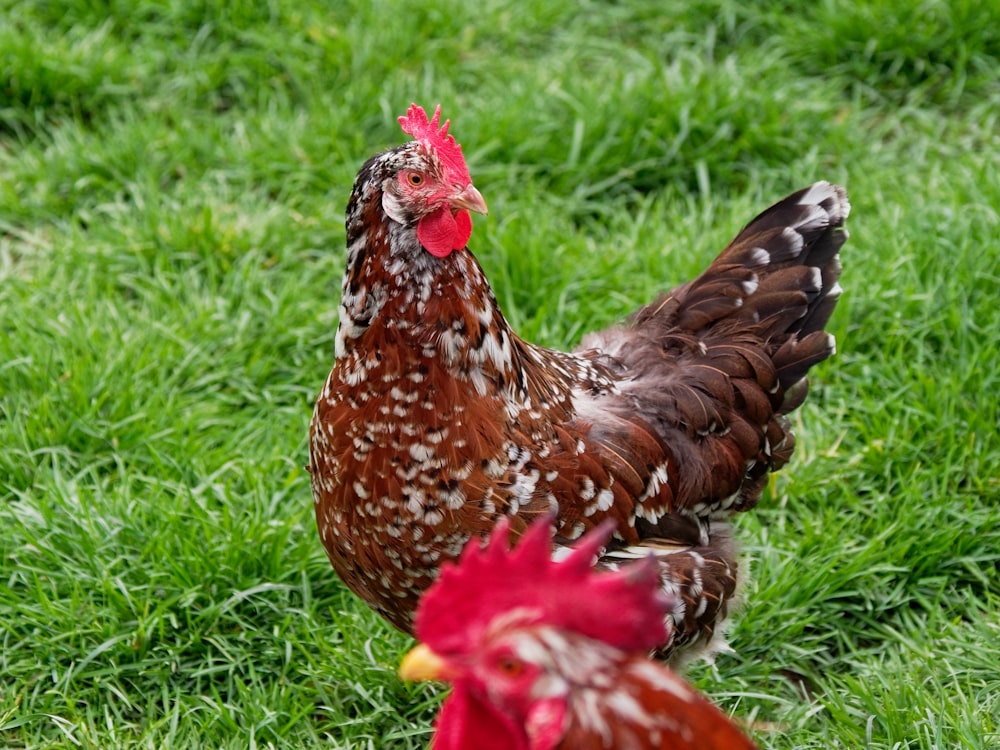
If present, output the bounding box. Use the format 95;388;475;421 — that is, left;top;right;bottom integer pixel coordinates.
1;0;998;747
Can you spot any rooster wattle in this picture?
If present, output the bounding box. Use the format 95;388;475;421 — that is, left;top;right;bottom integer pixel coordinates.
399;519;760;750
309;103;848;660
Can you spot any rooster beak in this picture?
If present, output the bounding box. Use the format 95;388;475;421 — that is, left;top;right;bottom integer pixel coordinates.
450;184;488;215
399;643;455;682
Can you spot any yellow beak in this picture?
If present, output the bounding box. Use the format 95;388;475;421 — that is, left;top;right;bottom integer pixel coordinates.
450;184;489;215
399;643;454;682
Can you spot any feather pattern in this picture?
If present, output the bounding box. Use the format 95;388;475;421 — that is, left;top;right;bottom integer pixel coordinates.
310;103;849;660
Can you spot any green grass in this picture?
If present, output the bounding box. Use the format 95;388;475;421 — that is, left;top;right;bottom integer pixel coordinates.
2;0;998;747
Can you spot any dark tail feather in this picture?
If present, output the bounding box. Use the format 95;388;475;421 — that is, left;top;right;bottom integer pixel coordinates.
642;182;849;343
725;181;849;340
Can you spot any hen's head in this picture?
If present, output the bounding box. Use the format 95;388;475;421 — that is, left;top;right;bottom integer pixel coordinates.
374;103;488;258
399;519;672;750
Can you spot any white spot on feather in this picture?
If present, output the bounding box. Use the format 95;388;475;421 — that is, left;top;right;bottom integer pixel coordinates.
780;226;805;256
409;442;434;462
796;181;836;206
595;488;614;512
748;247;770;266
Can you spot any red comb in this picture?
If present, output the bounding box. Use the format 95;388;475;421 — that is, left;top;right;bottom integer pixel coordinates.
398;103;472;186
414;518;671;656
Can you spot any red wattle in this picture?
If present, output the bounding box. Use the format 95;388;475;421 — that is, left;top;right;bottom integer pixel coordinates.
432;684;528;750
525;698;567;750
417;207;472;258
452;209;472;247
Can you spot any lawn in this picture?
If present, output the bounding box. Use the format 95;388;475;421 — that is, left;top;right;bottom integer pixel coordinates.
1;0;999;747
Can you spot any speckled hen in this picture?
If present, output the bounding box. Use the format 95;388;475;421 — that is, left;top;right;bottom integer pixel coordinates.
309;103;849;661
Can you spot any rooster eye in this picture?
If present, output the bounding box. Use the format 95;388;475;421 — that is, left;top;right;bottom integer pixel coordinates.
497;655;524;677
406;172;424;186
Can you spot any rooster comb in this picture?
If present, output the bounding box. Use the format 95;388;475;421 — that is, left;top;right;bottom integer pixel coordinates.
413;517;672;655
398;103;472;185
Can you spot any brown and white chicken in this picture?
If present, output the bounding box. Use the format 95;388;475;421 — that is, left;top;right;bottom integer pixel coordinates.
309;103;848;661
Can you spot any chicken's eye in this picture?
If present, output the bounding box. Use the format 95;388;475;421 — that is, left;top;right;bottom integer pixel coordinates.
497;655;524;677
406;172;424;186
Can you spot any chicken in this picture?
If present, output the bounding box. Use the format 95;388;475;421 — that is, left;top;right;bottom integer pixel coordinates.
398;518;760;750
309;103;848;660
